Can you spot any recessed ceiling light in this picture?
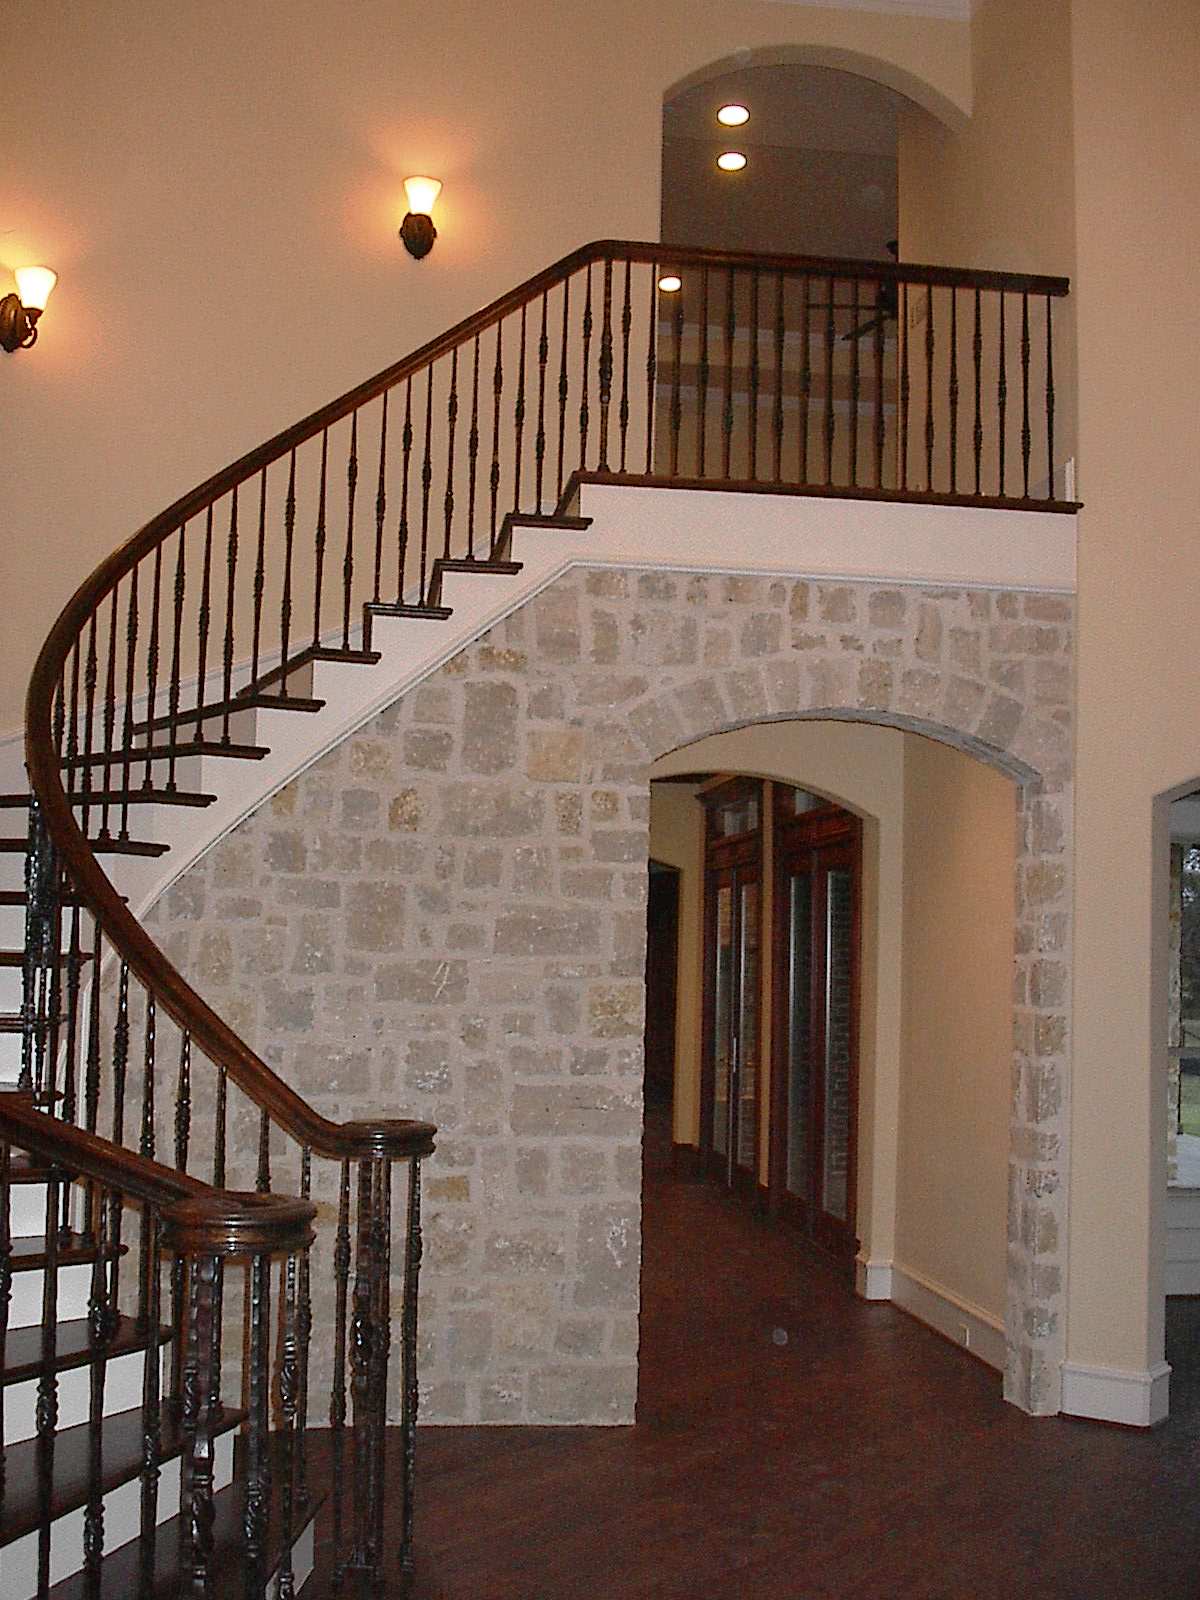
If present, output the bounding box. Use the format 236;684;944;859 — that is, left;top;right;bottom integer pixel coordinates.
717;104;749;127
716;151;747;172
657;274;682;293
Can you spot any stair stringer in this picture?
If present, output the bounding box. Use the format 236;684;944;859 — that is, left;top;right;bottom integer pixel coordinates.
86;479;1077;925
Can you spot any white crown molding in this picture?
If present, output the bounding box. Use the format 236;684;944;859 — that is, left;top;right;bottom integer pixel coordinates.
762;0;971;19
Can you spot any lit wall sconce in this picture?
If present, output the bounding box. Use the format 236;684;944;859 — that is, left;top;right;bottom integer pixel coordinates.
399;176;442;260
0;266;58;352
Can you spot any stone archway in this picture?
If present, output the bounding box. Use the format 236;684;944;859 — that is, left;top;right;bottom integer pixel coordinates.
146;564;1072;1423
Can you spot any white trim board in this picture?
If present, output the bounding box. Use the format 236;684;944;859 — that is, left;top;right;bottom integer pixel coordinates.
855;1257;1006;1373
1061;1361;1171;1429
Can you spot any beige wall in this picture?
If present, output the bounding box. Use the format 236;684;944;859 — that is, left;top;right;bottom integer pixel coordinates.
1067;0;1200;1379
1;0;971;733
647;782;705;1147
897;733;1015;1323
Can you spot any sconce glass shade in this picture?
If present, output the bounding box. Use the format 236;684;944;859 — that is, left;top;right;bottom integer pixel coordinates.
15;266;57;312
657;275;682;293
716;151;747;172
717;104;749;127
403;176;442;217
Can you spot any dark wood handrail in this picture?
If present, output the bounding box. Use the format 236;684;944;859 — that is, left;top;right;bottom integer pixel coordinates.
24;235;1069;1171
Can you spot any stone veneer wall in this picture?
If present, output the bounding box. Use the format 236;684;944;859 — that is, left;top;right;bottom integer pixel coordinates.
143;565;1075;1421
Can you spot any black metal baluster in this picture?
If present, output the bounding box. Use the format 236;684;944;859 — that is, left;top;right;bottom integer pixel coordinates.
256;1107;271;1193
137;992;156;1333
397;380;413;598
79;612;98;822
489;324;504;555
372;1158;392;1578
277;1238;301;1600
399;1156;424;1577
1021;290;1032;498
341;411;359;648
997;292;1008;496
848;278;861;487
535;291;550;506
243;1249;272;1599
83;1195;111;1598
618;261;632;474
213;1064;227;1188
98;587;120;840
748;269;761;481
194;507;214;736
143;544;163;796
557;278;571;498
35;1166;62;1597
250;467;267;686
443;348;458;559
513;304;528;509
419;369;434;597
166;528;186;792
0;1142;9;1536
347;1160;375;1578
138;1207;163;1598
924;285;935;492
84;914;102;1138
467;336;481;558
597;257;613;472
722;267;736;481
179;1251;223;1596
117;565;140;838
643;264;657;476
296;1146;313;1514
170;1031;191;1409
579;266;593;471
1045;296;1056;500
330;1159;351;1566
312;429;329;647
899;282;910;490
219;488;239;744
697;266;710;478
373;391;390;603
279;449;297;695
973;288;983;497
823;273;836;485
60;896;83;1132
669;288;683;479
772;271;785;482
799;275;812;484
873;276;886;489
949;288;960;494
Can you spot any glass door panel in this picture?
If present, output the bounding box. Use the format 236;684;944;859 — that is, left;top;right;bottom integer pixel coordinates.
820;867;854;1222
712;883;733;1159
786;871;813;1198
736;879;760;1173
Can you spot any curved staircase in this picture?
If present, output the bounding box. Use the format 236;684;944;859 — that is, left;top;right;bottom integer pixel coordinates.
0;238;1070;1596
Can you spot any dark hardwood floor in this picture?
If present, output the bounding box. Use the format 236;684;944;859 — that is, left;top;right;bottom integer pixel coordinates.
309;1112;1200;1598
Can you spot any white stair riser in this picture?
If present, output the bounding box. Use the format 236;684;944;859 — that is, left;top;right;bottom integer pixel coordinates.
0;902;28;945
10;1180;55;1237
5;1347;159;1445
0;853;23;894
0;967;22;1010
10;1263;93;1329
0;1033;22;1082
0;1431;234;1600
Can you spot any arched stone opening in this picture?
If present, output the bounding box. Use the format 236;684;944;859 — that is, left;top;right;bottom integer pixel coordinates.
146;564;1072;1423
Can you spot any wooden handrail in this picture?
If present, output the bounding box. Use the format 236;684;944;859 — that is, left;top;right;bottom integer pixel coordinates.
23;235;1071;1171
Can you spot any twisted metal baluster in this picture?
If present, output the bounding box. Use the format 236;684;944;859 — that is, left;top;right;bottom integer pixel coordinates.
143;542;163;794
419;370;434;598
899;282;911;491
1020;291;1032;499
579;265;593;469
513;304;528;509
220;487;239;743
848;279;861;487
696;266;710;477
397;380;413;598
341;410;360;648
467;336;481;559
195;507;214;736
597;257;613;471
312;428;329;647
1045;296;1056;501
747;268;760;481
138;1208;163;1598
243;1250;272;1599
556;277;571;499
250;466;268;685
373;390;390;603
279;449;297;693
669;289;683;479
772;271;785;482
489;323;504;552
166;527;186;792
997;292;1008;496
330;1160;352;1567
973;288;983;498
799;275;812;484
118;565;140;837
535;291;549;508
180;1252;223;1596
399;1156;425;1576
823;273;836;485
443;348;458;560
721;267;735;481
949;288;960;494
643;263;657;476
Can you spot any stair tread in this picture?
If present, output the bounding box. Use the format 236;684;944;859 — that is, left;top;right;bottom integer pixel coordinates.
0;950;93;968
0;891;123;908
132;692;323;734
365;600;453;621
0;1400;245;1550
0;836;169;858
63;741;270;767
1;1313;171;1387
8;1233;128;1271
243;643;381;698
46;1434;323;1600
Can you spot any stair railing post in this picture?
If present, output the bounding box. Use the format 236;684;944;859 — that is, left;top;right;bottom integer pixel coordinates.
20;793;61;1101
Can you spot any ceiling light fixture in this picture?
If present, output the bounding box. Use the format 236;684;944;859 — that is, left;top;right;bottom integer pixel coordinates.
717;104;749;127
657;274;682;293
399;176;442;260
716;151;747;172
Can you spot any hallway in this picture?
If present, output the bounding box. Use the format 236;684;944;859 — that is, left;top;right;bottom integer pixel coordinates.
313;1117;1200;1599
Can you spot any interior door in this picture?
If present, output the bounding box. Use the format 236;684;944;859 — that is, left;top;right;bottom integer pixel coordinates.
774;794;860;1258
705;862;761;1192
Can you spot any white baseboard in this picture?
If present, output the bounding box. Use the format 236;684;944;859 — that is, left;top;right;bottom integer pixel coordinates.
887;1261;1007;1373
855;1257;894;1300
1061;1360;1171;1428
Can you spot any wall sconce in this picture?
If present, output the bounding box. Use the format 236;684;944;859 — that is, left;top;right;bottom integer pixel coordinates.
399;176;442;260
0;266;57;352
